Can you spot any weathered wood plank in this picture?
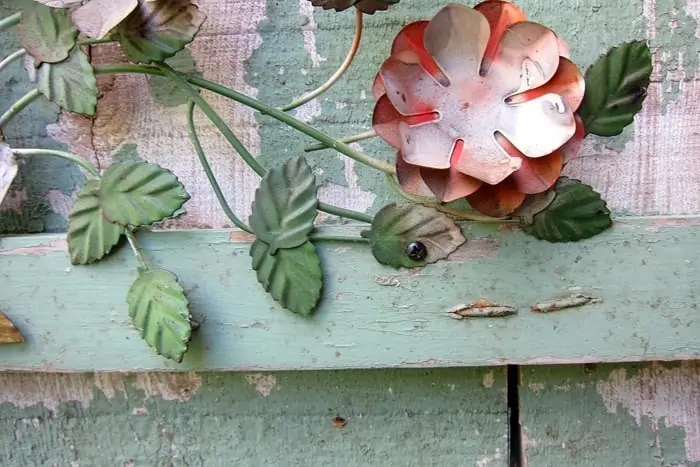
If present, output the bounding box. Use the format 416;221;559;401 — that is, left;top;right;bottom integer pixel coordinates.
1;218;698;372
0;368;508;466
519;362;700;466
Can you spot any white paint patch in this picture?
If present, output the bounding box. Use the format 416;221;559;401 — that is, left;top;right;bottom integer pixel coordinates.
293;99;323;124
684;0;700;39
318;143;376;216
298;0;327;68
245;374;278;397
528;382;546;393
596;362;700;461
476;448;502;467
482;371;494;388
643;0;657;39
132;373;203;402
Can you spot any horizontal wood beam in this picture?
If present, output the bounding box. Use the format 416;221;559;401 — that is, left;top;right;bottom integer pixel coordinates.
1;217;698;372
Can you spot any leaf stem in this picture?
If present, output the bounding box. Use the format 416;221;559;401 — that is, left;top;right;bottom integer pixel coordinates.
0;13;20;33
309;234;370;243
282;9;363;112
0;49;27;75
0;88;41;129
317;202;373;223
157;63;267;177
305;129;377;153
93;64;396;175
125;230;151;271
186;102;253;234
79;37;116;46
12;148;99;177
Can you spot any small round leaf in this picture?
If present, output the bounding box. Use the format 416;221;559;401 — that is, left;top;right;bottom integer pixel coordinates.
116;0;206;64
522;177;613;242
127;268;192;363
578;41;653;137
309;0;400;14
251;240;323;316
249;156;318;255
67;179;125;265
361;203;467;269
99;161;190;227
35;46;98;115
19;2;78;65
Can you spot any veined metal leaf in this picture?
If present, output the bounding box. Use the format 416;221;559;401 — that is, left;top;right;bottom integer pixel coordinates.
19;2;78;65
148;49;202;107
309;0;400;14
99;161;190;227
361;203;466;269
67;179;125;265
116;0;206;64
70;0;138;39
251;240;323;316
0;313;24;345
0;144;18;208
127;268;192;362
35;46;98;115
249;156;318;255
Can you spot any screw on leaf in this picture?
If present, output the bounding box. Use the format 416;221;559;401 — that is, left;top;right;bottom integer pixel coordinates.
405;241;427;261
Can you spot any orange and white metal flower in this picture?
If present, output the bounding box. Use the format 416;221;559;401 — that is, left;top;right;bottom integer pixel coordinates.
372;1;586;217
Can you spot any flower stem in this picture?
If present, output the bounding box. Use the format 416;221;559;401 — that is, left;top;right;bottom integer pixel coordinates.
186;101;253;234
282;9;363;112
0;13;20;33
125;230;151;271
12;148;99;177
305;129;377;153
93;64;396;175
0;88;41;129
0;49;27;75
158;63;267;177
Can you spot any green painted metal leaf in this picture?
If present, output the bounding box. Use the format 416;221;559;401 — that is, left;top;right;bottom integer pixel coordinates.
99;161;190;227
126;268;192;362
522;177;612;242
578;41;652;137
19;2;78;65
251;240;323;316
67;179;125;265
249;156;318;255
116;0;206;64
148;49;202;107
35;46;97;115
0;144;18;207
361;203;466;269
309;0;400;14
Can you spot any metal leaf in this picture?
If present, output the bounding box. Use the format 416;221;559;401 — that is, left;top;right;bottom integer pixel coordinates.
147;49;202;107
361;203;466;269
126;268;192;362
35;46;98;115
0;313;24;345
19;2;78;65
578;41;652;137
67;179;125;265
309;0;400;14
249;156;318;255
116;0;206;64
0;144;18;208
522;177;612;242
70;0;138;39
251;240;323;316
99;161;190;227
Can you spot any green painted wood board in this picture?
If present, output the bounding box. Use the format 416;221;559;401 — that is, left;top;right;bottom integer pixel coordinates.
0;368;509;466
1;218;698;372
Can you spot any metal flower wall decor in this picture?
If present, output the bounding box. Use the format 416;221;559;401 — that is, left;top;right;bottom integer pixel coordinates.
0;0;652;362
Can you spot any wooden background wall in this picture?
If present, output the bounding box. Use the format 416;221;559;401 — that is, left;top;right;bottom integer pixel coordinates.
1;0;699;465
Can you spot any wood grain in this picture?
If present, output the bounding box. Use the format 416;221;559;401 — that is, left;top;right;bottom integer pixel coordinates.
0;218;698;372
0;313;23;344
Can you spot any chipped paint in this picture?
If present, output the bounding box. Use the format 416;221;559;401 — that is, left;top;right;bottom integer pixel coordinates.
596;362;700;461
298;0;326;68
445;238;501;262
0;238;67;255
131;373;203;402
293;98;323;124
476;448;502;467
482;371;494;388
245;373;278;397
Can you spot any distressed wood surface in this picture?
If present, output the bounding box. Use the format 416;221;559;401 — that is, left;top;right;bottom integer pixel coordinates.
519;362;700;466
0;368;509;466
1;218;698;372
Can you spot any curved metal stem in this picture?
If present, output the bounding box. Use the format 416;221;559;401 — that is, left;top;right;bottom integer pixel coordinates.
305;129;377;153
282;8;363;112
0;49;27;76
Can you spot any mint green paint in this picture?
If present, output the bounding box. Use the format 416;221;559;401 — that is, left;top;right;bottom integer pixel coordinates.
520;363;696;466
1;218;698;372
0;368;508;466
0;0;84;234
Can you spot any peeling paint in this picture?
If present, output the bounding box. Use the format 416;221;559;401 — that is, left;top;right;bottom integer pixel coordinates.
131;373;203;402
245;373;278;397
298;0;326;68
482;371;494;388
596;362;700;461
476;448;502;467
0;238;67;255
